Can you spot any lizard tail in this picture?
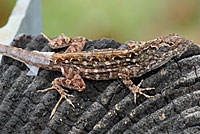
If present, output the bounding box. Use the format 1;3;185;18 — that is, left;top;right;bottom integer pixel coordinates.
0;43;54;68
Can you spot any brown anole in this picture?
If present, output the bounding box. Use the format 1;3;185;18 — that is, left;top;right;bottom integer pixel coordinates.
0;33;193;119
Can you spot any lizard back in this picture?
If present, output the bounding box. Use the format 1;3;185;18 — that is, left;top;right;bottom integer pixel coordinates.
51;34;193;80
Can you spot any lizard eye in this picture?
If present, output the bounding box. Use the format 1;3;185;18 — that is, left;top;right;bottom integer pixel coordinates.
167;42;174;46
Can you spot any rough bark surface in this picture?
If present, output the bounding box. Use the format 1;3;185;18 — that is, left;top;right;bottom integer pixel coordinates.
0;34;200;134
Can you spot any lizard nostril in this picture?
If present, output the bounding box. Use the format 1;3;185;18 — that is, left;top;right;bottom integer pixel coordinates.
78;86;85;91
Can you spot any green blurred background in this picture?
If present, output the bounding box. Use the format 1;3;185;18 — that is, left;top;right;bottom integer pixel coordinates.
1;0;200;43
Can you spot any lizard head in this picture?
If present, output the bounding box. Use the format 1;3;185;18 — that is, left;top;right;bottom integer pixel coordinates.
128;33;193;58
126;33;194;76
148;33;193;71
159;33;193;57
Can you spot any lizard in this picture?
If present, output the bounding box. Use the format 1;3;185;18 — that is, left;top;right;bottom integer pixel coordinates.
0;33;193;119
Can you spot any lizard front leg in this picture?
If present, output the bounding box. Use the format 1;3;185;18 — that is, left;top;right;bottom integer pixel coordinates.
37;67;85;119
118;68;155;103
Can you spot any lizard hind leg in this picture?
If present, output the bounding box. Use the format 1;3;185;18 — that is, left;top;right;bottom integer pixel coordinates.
118;68;155;103
37;65;86;119
41;33;86;52
41;33;71;49
37;74;86;119
37;78;75;119
65;36;86;53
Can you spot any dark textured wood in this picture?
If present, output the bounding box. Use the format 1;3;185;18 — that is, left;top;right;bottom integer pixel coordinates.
0;34;199;134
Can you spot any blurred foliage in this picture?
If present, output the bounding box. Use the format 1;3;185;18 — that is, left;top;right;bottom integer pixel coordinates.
0;0;200;43
41;0;200;43
0;0;16;27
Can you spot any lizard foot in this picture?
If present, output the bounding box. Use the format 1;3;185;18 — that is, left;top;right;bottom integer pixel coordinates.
130;80;155;103
37;82;74;119
118;68;155;104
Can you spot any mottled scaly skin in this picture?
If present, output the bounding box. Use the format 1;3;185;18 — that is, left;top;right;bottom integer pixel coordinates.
51;33;193;80
0;33;193;119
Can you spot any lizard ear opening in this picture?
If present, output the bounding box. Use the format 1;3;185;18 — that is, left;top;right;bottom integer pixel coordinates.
113;56;123;61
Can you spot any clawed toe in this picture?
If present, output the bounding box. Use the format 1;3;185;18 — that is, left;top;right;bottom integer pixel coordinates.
37;85;74;119
133;86;155;104
37;86;55;93
49;93;74;119
119;69;156;105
